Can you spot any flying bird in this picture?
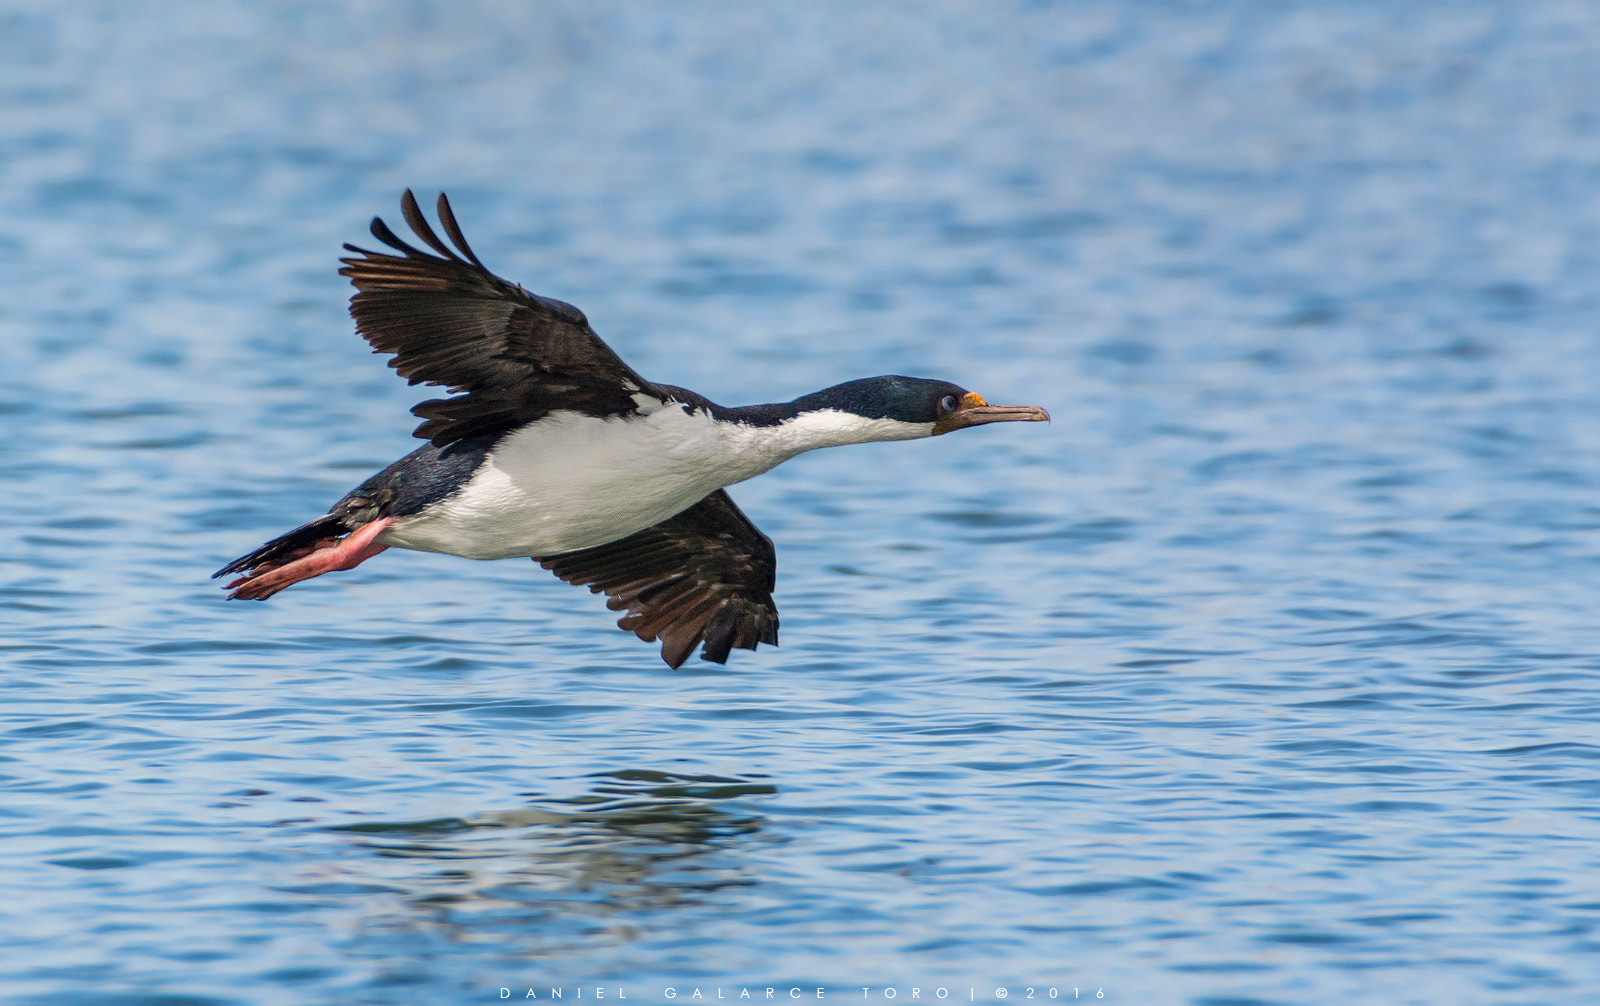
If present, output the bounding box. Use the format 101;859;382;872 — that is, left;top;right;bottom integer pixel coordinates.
216;191;1050;667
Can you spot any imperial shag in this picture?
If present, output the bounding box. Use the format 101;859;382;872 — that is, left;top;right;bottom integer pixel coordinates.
216;191;1050;667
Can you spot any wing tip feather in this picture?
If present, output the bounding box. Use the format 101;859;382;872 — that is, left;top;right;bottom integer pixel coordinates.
436;192;487;268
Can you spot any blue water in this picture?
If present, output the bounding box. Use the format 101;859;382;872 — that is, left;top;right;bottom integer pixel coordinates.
5;2;1600;1003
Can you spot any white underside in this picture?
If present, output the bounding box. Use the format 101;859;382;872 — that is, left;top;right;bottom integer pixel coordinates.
377;400;933;560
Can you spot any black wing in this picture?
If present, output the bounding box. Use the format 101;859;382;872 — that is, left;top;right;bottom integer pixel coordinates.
340;190;661;447
537;491;779;669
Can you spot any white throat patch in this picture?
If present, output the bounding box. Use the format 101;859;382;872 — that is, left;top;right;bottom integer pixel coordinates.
767;409;935;452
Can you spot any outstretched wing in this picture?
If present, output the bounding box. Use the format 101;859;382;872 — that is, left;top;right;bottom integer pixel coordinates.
538;490;780;668
340;190;660;447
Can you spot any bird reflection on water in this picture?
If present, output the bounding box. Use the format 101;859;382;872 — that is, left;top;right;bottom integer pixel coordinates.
323;769;777;944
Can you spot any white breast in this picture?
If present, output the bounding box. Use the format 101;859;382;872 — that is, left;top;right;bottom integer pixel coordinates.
377;400;931;560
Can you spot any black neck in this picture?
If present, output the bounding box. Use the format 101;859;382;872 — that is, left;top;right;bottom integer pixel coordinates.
655;375;956;429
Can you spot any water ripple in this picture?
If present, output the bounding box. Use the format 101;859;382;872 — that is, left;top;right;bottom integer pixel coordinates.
5;2;1600;1004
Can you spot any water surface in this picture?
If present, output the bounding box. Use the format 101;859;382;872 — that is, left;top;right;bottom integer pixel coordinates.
4;2;1600;1003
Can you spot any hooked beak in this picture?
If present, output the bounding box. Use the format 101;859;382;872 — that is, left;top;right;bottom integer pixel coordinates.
932;392;1051;435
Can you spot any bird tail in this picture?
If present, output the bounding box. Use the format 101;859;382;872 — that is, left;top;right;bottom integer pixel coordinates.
212;512;353;579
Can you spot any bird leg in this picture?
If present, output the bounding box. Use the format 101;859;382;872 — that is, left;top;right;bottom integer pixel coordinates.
225;517;395;600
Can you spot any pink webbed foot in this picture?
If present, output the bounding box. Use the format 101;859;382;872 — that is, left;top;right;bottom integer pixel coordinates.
226;517;395;600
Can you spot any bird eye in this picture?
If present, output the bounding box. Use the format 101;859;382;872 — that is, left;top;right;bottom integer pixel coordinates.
939;395;958;412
